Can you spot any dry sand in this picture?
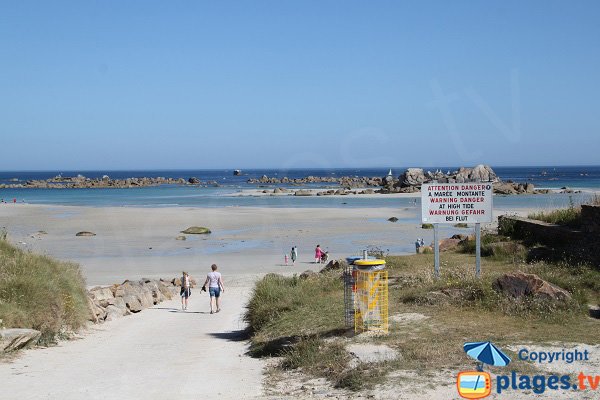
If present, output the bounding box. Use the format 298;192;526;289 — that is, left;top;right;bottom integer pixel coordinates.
0;285;264;400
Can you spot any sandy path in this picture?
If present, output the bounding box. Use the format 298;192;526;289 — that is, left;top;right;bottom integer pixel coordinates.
0;286;264;400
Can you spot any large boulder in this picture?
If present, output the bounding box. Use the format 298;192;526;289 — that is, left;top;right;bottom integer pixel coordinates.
0;328;41;352
493;182;518;195
89;286;115;308
181;226;211;234
438;238;461;251
76;231;96;237
493;272;571;301
105;305;127;321
469;164;498;182
399;168;427;187
87;296;107;323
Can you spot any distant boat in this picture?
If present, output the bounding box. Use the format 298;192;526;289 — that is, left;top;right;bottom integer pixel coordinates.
233;169;241;176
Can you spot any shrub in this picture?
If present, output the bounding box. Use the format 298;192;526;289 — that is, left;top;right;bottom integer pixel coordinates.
0;240;90;344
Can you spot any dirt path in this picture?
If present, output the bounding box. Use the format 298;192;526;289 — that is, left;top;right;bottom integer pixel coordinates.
0;287;264;400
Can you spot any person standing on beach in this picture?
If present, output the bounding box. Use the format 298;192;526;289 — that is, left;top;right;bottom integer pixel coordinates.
180;271;191;311
202;264;225;314
314;245;322;264
290;246;298;265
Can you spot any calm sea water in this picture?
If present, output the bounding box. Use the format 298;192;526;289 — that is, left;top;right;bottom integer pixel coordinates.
0;166;598;208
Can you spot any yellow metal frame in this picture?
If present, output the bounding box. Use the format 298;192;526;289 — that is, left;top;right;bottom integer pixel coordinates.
354;270;389;334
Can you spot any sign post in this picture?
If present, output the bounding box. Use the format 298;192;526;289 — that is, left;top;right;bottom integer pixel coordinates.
421;183;493;278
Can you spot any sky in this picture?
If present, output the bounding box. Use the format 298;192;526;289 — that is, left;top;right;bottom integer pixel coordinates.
0;1;599;170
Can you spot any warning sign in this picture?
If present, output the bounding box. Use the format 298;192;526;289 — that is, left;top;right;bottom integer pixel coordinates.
421;183;493;224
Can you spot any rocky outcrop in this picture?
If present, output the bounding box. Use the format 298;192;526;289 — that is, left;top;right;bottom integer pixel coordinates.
0;329;42;352
493;272;571;301
247;175;383;187
0;175;188;189
399;168;427;187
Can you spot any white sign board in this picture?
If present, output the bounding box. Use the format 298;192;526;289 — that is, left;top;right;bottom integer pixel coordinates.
421;183;493;224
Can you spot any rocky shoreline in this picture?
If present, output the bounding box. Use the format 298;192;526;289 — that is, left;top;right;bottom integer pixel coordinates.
0;165;572;195
0;174;221;189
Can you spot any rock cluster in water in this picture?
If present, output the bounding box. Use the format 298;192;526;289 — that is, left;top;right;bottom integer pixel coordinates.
250;165;549;195
247;175;383;188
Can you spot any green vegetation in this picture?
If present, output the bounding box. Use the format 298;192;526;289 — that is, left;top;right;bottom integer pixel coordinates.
528;207;581;228
421;223;433;229
453;223;468;228
0;239;90;345
180;226;211;234
527;194;600;228
246;236;600;392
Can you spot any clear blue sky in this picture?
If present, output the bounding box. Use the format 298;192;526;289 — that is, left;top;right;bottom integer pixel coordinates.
1;1;599;170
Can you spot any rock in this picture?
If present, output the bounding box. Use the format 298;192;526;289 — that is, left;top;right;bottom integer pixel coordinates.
469;164;498;182
320;259;347;273
451;234;469;241
181;226;211;234
589;305;600;319
87;296;107;323
107;295;127;311
299;270;318;279
122;295;143;313
76;231;96;237
175;235;187;240
399;168;426;187
438;238;461;251
89;286;115;308
493;272;572;301
233;170;241;176
188;177;200;184
388;217;399;222
105;305;127;321
0;328;41;352
294;190;313;196
493;182;518;195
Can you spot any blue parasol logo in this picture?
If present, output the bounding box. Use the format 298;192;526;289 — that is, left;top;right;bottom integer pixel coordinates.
464;341;511;370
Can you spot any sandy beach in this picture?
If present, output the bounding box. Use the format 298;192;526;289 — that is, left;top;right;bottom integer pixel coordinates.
0;201;568;399
0;202;538;286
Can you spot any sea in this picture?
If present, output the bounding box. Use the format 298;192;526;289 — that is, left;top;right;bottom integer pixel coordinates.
0;166;599;209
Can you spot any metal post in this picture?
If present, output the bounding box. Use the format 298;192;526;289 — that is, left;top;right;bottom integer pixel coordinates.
363;249;368;260
475;223;481;278
433;223;440;278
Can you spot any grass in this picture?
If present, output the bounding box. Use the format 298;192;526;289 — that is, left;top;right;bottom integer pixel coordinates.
246;237;600;392
0;239;90;345
527;194;600;228
421;223;434;229
528;207;581;228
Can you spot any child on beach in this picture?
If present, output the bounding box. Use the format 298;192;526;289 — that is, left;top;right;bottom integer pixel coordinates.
202;264;225;314
290;246;298;265
180;271;191;310
284;253;289;265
